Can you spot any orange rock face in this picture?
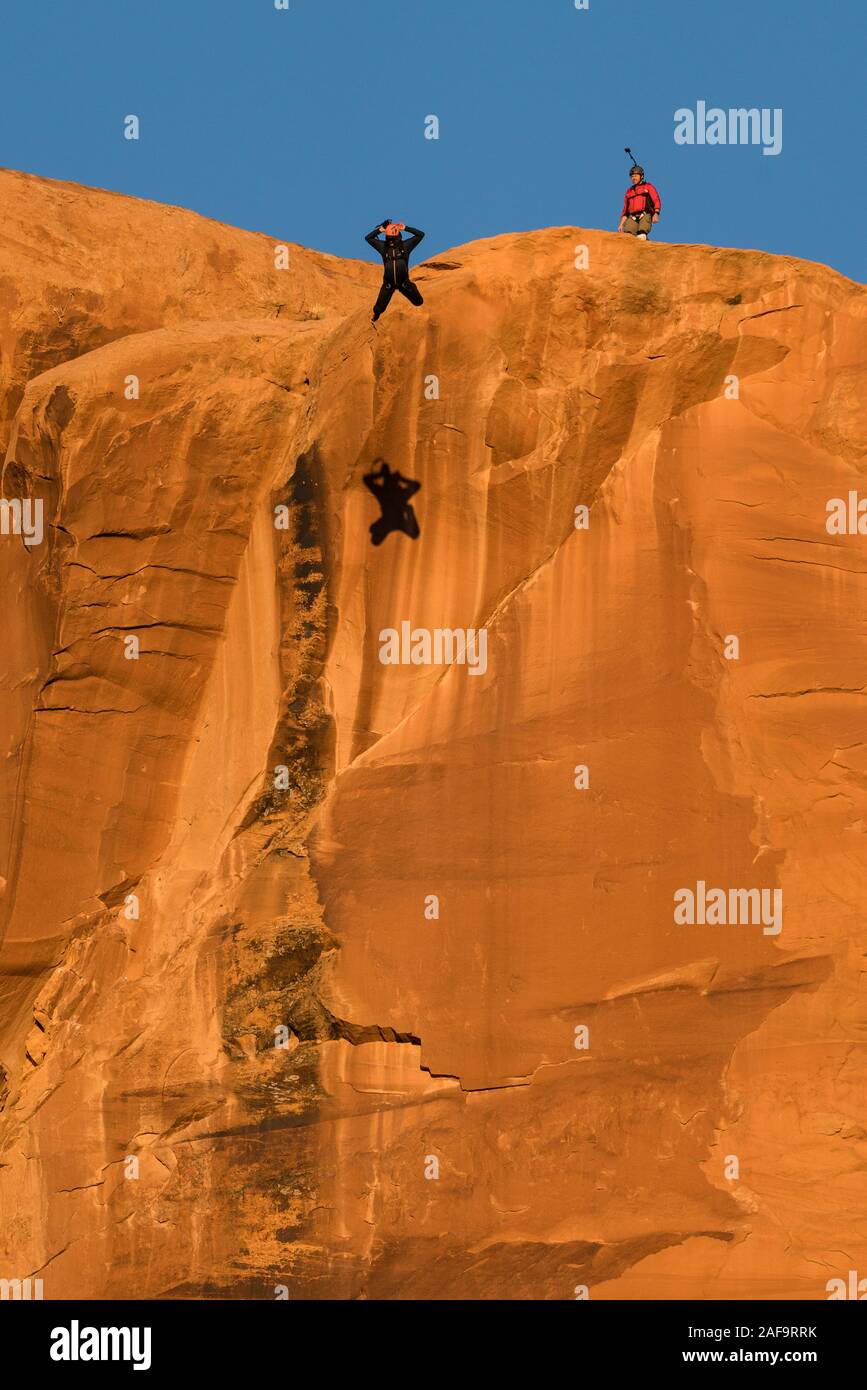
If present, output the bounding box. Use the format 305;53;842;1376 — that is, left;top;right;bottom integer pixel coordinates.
0;171;865;1300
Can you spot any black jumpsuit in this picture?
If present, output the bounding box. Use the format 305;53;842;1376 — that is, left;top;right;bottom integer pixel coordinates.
365;225;426;320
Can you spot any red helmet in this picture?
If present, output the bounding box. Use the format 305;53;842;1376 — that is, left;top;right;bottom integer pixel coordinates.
384;222;405;238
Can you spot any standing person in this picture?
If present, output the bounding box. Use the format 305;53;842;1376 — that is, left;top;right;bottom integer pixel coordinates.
365;219;426;322
618;166;662;239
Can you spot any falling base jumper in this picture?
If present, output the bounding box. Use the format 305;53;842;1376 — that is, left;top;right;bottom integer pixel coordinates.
365;220;426;321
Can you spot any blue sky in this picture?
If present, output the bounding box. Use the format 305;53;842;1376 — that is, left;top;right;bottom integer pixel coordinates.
1;0;863;281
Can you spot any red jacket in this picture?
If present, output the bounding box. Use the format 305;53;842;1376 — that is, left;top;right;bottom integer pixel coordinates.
622;182;661;218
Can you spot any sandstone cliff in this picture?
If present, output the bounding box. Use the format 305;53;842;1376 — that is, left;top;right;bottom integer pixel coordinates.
0;169;865;1299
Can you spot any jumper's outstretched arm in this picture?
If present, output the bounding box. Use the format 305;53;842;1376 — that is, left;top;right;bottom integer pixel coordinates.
401;226;425;253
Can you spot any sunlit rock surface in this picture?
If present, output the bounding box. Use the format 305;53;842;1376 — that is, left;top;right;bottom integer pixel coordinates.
0;169;865;1299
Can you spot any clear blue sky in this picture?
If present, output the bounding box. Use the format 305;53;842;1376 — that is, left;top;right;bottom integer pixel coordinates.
1;0;863;281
